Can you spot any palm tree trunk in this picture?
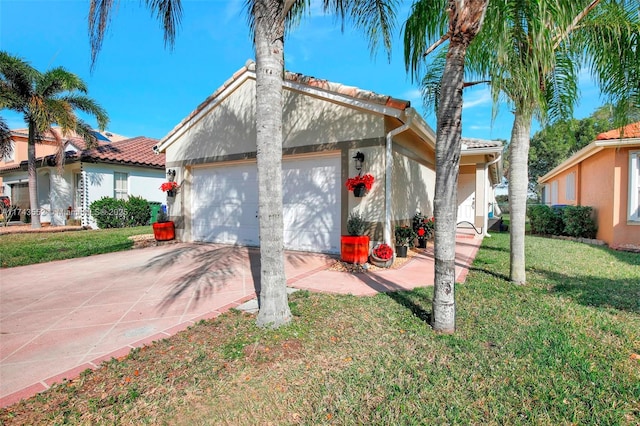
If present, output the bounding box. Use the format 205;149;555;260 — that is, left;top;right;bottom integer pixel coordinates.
432;41;468;334
27;123;41;229
508;109;533;284
253;0;292;328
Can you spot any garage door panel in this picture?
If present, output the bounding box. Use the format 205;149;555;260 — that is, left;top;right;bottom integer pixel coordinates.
192;164;259;246
192;155;340;253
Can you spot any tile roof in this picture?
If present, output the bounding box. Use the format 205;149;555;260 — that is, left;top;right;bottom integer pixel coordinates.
10;128;129;145
161;59;411;145
596;121;640;140
0;136;164;174
462;138;503;150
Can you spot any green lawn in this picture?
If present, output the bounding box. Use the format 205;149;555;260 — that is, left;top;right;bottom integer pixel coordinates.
1;232;639;424
0;226;152;268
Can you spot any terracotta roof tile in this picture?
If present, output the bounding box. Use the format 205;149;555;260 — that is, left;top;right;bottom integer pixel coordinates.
596;121;640;140
0;136;163;174
161;60;411;145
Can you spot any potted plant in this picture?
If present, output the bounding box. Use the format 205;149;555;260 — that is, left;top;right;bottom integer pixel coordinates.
340;212;370;264
345;174;374;197
394;225;417;258
160;181;179;198
413;213;435;248
369;243;393;268
152;208;175;241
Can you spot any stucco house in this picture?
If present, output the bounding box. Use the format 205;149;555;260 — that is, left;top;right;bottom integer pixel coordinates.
156;60;503;254
0;131;166;228
538;122;640;249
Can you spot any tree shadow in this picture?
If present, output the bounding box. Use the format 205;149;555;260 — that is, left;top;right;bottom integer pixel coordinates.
141;243;334;313
538;268;640;314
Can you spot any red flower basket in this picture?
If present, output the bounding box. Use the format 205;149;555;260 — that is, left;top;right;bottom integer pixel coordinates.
345;174;375;192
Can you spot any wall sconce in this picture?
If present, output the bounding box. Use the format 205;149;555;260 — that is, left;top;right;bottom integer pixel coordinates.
353;151;365;171
167;169;176;182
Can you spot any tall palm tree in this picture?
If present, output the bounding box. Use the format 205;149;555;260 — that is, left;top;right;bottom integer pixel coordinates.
0;117;12;160
88;0;397;328
0;51;109;228
406;0;639;294
404;0;489;333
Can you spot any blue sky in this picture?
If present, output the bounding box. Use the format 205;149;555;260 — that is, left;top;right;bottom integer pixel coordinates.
0;0;604;142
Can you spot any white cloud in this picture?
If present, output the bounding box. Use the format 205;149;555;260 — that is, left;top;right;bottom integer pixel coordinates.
462;88;491;109
402;88;422;103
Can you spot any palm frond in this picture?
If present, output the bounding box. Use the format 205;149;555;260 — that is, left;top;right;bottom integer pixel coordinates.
403;0;448;80
37;68;88;98
58;95;109;130
0;116;13;160
89;0;182;68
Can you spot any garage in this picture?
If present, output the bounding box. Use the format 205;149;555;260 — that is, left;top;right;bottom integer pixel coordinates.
191;154;341;253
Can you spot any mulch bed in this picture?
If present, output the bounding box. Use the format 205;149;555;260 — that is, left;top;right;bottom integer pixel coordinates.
328;247;425;273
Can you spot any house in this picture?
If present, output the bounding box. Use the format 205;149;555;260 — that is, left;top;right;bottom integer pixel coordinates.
538;122;640;249
0;130;166;228
156;60;503;254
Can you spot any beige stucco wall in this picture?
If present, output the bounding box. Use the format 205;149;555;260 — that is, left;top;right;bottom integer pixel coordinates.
166;78;385;165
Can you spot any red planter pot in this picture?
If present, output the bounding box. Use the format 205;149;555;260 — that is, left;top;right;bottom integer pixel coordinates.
152;221;175;241
340;235;370;264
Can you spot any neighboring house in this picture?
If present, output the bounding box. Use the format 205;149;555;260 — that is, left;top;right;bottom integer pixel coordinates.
0;132;166;228
538;122;640;249
156;60;503;254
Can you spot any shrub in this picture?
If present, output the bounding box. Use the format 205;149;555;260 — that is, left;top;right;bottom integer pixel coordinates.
125;196;151;227
562;206;597;238
347;212;367;236
395;225;417;247
90;197;127;228
527;204;564;235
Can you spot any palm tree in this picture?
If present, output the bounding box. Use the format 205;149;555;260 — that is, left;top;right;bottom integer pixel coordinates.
0;51;109;228
404;0;489;333
88;0;397;328
406;0;639;295
464;0;639;283
0;117;12;160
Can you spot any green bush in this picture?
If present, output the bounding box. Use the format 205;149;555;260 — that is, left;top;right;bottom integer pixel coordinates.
90;197;127;228
562;205;597;238
125;196;151;227
347;213;367;236
527;204;564;235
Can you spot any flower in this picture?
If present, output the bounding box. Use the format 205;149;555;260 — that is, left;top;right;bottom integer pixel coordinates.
345;174;375;191
372;243;393;260
413;212;435;239
160;181;179;192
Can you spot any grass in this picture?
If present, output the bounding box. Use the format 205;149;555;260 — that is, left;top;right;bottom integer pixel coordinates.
1;232;639;424
0;226;152;268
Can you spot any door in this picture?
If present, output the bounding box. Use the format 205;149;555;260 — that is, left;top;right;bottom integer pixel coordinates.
191;154;341;253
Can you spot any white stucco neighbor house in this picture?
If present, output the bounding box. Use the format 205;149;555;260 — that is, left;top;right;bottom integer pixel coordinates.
0;131;166;228
155;60;503;254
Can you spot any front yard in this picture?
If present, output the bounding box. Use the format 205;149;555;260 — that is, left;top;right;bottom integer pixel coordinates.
0;226;152;268
1;232;638;424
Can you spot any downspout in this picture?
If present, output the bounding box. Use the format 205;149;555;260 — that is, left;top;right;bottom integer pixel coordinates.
483;152;502;237
384;109;415;245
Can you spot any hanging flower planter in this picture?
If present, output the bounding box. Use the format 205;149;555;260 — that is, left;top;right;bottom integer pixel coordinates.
345;174;374;197
160;181;179;198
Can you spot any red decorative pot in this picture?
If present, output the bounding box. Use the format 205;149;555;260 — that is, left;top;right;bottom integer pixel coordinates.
340;235;370;264
152;221;175;241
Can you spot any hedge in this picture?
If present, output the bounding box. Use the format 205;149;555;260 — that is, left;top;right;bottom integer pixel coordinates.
527;204;597;239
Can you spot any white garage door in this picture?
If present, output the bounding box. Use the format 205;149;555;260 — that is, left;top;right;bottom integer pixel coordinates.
191;155;341;253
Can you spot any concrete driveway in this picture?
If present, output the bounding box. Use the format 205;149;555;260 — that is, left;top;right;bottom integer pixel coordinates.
0;231;482;407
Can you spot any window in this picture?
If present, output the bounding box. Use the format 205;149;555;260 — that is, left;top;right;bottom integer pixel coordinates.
551;181;559;205
566;172;576;202
114;172;128;200
630;151;640;221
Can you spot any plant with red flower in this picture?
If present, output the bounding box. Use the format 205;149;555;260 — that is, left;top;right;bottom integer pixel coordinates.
413;212;435;240
160;181;179;192
372;243;393;260
345;174;374;191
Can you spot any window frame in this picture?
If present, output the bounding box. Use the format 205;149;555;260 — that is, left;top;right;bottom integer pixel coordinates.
114;172;129;200
629;150;640;222
566;171;576;202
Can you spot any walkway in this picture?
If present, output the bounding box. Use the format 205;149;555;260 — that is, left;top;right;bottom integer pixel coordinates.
0;231;482;407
